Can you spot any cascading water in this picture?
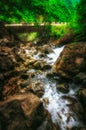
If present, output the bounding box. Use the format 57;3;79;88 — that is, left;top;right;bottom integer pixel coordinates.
42;46;84;129
25;45;85;130
47;46;64;64
42;80;84;130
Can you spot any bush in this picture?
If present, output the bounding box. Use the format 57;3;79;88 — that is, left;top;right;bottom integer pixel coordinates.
50;23;71;38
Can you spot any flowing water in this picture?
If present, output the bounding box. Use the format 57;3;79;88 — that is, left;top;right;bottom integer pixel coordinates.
42;81;84;130
47;46;64;65
26;46;85;130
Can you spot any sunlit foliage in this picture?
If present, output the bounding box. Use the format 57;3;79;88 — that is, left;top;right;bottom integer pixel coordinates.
0;0;78;23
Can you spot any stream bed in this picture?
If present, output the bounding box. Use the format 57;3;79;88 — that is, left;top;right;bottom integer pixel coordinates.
25;45;85;130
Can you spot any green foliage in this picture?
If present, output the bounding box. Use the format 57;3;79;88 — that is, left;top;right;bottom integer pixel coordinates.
50;23;70;38
18;32;38;42
0;0;78;23
70;0;86;41
76;0;86;34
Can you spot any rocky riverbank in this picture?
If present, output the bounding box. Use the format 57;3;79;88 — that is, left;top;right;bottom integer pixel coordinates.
53;42;86;128
0;36;86;130
0;39;59;130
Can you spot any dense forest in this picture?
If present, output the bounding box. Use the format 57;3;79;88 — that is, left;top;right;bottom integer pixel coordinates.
0;0;86;39
0;0;78;23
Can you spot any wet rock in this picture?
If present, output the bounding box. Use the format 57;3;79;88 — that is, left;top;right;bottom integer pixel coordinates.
43;97;49;106
45;72;59;80
57;83;69;93
24;58;37;67
27;81;44;97
53;42;86;80
0;93;50;130
42;64;52;70
34;61;42;69
62;95;78;103
33;60;51;70
77;88;86;105
73;73;86;85
41;45;53;54
46;72;54;78
61;95;84;122
77;87;86;122
39;52;46;58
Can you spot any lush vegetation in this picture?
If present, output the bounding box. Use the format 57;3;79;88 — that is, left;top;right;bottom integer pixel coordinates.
1;0;86;41
0;0;78;23
75;0;86;34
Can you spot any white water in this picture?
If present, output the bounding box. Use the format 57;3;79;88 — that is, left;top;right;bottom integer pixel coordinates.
26;45;84;129
33;46;64;65
40;46;84;130
47;46;64;64
42;81;83;130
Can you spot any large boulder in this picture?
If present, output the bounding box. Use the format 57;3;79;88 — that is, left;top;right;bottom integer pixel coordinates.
77;88;86;122
77;88;86;105
0;93;57;130
53;42;86;81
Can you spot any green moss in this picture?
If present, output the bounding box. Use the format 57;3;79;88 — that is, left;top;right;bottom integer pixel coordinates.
50;23;70;38
62;56;68;62
18;32;38;42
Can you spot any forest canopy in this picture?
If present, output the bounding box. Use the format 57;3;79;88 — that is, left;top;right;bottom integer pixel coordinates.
0;0;79;23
